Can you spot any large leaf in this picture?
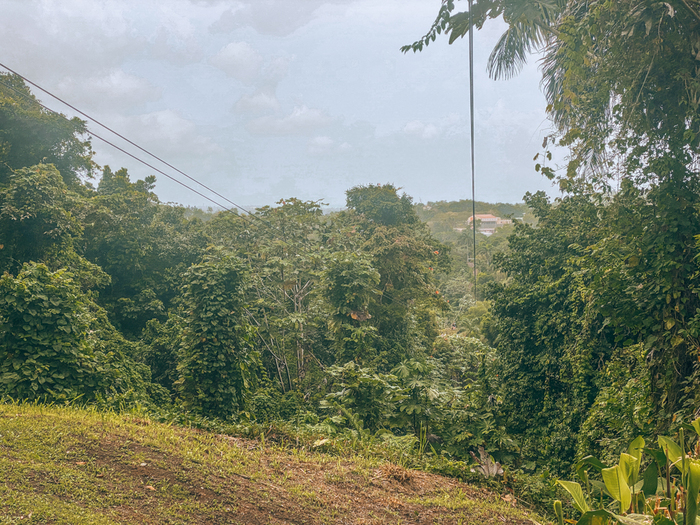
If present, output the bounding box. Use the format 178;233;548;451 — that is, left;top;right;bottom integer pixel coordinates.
628;437;645;464
576;455;609;485
658;436;684;474
576;509;651;525
576;509;618;525
686;459;700;525
602;465;632;513
628;437;645;460
577;455;608;472
641;461;659;497
692;417;700;437
589;479;609;496
557;480;590;513
615;514;652;525
644;447;667;465
620;453;640;485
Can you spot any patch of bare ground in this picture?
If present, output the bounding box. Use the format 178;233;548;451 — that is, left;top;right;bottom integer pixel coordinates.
0;406;544;525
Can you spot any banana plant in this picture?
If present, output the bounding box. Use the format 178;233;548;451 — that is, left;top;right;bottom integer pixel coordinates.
556;420;700;525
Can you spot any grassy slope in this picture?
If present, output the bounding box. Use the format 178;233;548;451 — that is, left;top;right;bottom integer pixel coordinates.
0;403;546;525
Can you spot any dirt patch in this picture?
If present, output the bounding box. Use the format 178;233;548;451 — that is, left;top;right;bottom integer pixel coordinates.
0;407;541;525
75;431;537;524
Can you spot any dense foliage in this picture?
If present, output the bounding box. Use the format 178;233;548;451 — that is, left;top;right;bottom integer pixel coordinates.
2;4;700;515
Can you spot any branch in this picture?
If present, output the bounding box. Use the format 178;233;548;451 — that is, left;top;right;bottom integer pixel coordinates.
400;0;455;53
680;0;700;23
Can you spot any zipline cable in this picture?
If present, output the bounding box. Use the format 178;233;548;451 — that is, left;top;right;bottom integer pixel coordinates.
468;0;478;301
0;63;268;225
0;77;260;228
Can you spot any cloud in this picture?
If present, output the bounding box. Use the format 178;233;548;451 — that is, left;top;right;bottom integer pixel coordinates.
209;1;326;37
231;55;292;115
106;109;221;158
402;120;439;139
56;69;161;112
151;27;204;65
210;41;263;84
0;1;147;83
307;136;351;156
262;56;291;83
247;105;333;135
234;90;280;115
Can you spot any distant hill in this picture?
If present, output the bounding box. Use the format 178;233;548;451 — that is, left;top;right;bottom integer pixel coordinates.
415;199;535;244
416;200;531;221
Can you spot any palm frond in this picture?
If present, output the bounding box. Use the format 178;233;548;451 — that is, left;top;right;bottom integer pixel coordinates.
487;22;547;80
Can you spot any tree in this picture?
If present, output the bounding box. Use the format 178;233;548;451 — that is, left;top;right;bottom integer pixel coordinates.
488;191;610;471
402;0;564;80
176;248;258;418
81;166;209;336
346;183;418;227
578;178;700;423
538;0;700;179
0;164;81;275
0;263;156;404
410;0;700;444
343;184;448;370
0;73;94;187
406;0;700;180
207;200;333;394
0;263;96;400
323;252;380;364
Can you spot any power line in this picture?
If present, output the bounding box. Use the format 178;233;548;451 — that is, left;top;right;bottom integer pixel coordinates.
0;76;261;227
468;0;478;301
0;63;268;225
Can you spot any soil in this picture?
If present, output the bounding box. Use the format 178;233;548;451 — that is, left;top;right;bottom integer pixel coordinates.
79;432;537;525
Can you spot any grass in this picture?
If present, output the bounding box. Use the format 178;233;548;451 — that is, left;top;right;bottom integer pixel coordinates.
0;402;547;524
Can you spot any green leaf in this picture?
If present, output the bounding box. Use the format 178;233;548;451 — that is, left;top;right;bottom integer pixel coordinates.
686;459;700;525
691;417;700;437
590;479;609;496
658;436;684;474
577;455;608;473
620;453;639;485
628;437;645;463
557;480;590;513
576;509;613;525
644;447;667;467
602;465;632;512
616;514;652;525
641;461;659;497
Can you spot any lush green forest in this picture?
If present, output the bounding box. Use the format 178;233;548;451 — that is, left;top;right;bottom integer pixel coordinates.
2;0;700;522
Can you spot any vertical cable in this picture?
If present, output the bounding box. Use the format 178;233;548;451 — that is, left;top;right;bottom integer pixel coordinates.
469;0;477;301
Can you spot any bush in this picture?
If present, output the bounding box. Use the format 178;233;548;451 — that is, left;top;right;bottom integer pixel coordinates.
0;262;159;405
175;248;258;418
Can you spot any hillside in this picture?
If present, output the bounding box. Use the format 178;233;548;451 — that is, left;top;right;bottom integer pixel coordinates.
414;200;534;245
0;403;544;525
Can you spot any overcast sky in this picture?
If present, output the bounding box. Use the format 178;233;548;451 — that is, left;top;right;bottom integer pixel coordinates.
2;0;560;208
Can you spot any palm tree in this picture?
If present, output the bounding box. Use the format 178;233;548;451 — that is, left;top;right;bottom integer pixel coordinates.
405;0;700;176
401;0;564;80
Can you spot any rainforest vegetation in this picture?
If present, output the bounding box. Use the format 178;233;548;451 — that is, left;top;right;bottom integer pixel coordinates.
2;0;700;522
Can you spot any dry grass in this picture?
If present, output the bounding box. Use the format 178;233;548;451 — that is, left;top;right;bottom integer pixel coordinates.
0;403;547;524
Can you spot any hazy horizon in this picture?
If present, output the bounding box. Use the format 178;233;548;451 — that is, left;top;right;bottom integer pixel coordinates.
2;0;562;208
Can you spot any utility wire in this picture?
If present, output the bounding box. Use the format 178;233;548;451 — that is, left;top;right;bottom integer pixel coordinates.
468;0;478;301
0;77;261;228
0;63;267;224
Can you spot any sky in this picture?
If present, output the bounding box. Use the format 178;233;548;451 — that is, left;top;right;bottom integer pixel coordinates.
1;0;560;209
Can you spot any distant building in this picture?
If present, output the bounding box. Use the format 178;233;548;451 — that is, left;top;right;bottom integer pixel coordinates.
462;214;512;236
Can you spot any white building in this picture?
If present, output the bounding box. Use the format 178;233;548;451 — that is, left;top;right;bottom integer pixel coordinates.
464;214;512;236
